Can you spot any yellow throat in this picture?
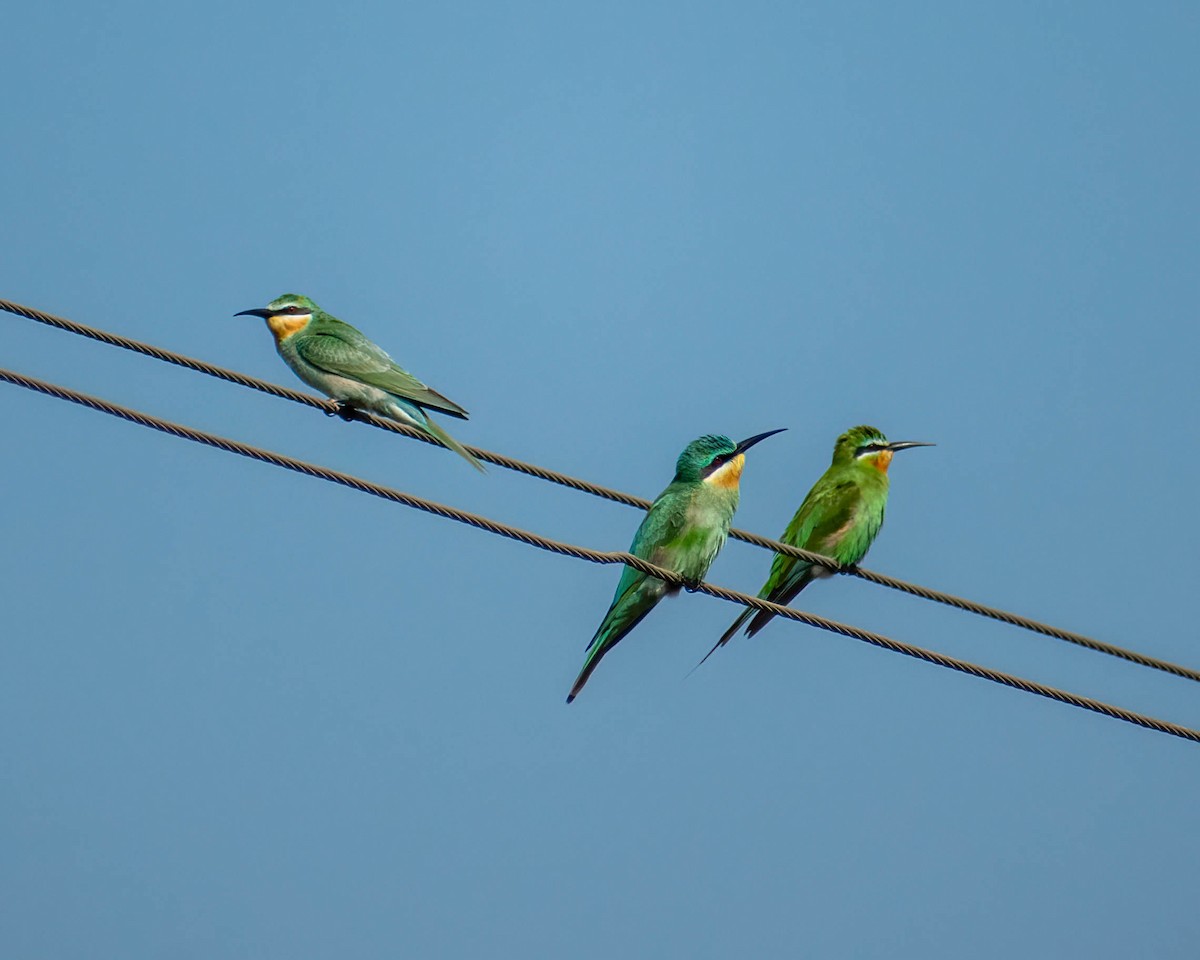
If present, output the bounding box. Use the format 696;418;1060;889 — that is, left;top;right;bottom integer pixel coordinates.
265;313;310;344
706;453;745;489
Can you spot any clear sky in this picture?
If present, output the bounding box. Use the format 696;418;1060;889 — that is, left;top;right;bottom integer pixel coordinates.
3;2;1198;957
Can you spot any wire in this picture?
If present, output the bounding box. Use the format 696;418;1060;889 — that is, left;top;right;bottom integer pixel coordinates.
3;364;1198;745
3;297;1195;684
0;298;649;503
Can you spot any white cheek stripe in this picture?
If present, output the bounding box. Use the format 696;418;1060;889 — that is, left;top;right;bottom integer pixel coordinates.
855;442;888;459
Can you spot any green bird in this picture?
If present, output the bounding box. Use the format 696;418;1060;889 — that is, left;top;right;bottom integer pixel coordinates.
567;429;785;703
235;293;483;471
700;425;932;664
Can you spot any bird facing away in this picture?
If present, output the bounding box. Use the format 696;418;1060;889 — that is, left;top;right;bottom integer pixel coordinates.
567;429;785;703
235;293;484;471
699;425;932;665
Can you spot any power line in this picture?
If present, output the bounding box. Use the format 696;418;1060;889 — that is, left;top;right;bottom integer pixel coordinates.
3;297;1195;685
0;298;650;504
3;364;1198;745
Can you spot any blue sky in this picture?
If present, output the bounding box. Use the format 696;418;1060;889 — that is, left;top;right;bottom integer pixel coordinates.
3;2;1198;956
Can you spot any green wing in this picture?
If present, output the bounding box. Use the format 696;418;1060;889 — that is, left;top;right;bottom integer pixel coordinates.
758;475;859;600
293;322;469;419
706;471;880;655
600;482;691;618
566;484;693;701
634;483;695;564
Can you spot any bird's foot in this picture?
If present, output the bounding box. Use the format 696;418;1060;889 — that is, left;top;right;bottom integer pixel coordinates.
682;577;704;593
327;401;364;422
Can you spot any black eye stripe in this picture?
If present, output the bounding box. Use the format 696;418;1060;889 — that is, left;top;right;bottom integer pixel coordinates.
701;451;736;476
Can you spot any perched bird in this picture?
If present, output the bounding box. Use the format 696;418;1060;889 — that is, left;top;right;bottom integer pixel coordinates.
235;293;483;471
700;425;932;664
567;429;785;703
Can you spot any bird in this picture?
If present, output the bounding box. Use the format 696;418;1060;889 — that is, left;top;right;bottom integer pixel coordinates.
235;293;483;471
567;429;785;703
699;425;932;665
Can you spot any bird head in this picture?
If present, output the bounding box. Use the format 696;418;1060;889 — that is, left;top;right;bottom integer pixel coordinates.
675;429;786;487
234;294;318;342
832;425;934;474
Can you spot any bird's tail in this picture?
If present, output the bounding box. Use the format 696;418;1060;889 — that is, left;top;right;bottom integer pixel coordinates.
418;412;486;473
566;651;604;704
694;567;817;670
740;606;782;640
693;608;755;671
567;583;658;703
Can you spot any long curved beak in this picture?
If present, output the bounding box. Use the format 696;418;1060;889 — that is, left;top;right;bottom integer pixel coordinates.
734;428;787;455
886;441;935;452
234;308;271;318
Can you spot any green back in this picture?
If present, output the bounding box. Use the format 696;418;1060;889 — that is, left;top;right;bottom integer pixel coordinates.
266;294;469;418
760;429;891;600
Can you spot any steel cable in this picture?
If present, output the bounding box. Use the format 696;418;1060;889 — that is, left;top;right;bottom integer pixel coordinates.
3;365;1198;744
4;297;1196;683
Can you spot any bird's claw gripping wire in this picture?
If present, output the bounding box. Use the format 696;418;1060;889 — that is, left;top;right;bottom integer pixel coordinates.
3;363;1200;743
3;296;1198;690
326;401;367;423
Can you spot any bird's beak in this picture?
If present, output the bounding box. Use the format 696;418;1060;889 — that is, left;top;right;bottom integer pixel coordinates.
734;428;787;455
234;308;271;318
886;441;935;452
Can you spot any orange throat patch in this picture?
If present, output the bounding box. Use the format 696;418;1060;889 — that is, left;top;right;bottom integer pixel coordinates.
707;453;746;489
265;313;310;344
870;449;894;473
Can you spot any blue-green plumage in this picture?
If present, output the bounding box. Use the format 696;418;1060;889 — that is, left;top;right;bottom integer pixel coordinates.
568;430;784;703
236;293;483;471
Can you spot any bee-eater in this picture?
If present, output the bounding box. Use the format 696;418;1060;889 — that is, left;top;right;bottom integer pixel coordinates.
567;429;785;703
235;293;483;471
700;425;932;664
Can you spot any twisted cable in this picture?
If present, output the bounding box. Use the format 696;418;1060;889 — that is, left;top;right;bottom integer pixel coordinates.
3;365;1197;745
4;298;1195;683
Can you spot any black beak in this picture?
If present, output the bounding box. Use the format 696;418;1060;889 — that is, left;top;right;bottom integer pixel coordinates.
734;428;787;455
886;441;935;452
234;308;271;318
